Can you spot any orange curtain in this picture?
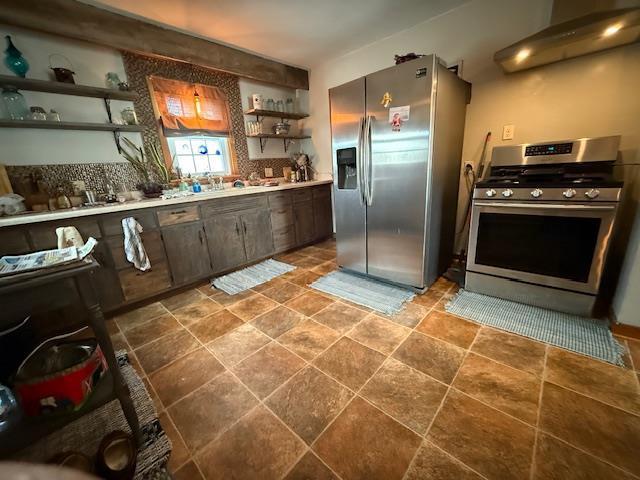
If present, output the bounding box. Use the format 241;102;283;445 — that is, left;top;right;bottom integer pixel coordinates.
149;76;230;134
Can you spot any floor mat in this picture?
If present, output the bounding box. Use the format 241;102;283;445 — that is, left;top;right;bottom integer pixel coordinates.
211;259;296;295
14;351;172;479
446;289;625;365
310;270;415;315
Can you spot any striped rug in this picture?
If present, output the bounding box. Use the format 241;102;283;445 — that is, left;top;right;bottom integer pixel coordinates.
212;259;296;295
446;289;625;365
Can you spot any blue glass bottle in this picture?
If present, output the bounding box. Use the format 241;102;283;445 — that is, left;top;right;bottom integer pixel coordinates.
4;36;29;78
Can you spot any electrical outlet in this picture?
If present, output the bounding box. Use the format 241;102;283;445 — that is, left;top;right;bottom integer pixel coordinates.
502;124;515;140
264;167;274;178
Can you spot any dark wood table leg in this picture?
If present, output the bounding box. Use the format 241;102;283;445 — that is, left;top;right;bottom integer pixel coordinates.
75;272;143;448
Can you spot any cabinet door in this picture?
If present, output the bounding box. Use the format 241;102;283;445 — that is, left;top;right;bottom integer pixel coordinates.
162;222;212;286
241;209;275;262
293;201;315;245
313;192;333;240
204;214;247;273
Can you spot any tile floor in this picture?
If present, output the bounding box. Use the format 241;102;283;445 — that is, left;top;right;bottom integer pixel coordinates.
108;238;640;480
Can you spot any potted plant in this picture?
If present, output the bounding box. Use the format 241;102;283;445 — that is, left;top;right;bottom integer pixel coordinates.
120;138;174;198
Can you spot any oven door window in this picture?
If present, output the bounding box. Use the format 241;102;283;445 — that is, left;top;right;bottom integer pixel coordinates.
474;213;601;283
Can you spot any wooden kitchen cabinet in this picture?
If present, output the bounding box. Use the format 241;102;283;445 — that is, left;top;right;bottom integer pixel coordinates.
313;185;333;240
293;201;315;245
204;213;247;273
162;222;212;286
241;209;274;262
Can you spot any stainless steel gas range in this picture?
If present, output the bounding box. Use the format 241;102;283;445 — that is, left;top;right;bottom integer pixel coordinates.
465;136;622;316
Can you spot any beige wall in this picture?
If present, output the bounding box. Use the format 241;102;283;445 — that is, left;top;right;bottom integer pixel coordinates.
306;0;640;323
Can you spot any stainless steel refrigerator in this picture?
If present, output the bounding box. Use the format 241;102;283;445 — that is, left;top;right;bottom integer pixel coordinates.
329;55;471;290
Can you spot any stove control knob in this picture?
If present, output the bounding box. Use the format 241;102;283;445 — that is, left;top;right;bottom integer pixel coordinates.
501;189;514;198
485;189;497;198
585;188;600;199
531;188;543;198
563;188;577;199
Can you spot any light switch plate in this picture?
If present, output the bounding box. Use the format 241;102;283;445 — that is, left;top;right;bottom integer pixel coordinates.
264;167;274;178
502;124;515;140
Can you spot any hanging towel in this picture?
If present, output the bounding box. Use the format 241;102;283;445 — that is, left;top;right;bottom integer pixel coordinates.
56;226;85;249
122;217;151;271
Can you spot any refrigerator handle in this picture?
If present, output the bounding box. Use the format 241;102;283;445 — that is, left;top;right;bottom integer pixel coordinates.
365;115;374;206
357;116;366;205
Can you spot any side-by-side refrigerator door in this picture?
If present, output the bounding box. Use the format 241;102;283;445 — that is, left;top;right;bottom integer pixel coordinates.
364;57;433;288
330;78;366;274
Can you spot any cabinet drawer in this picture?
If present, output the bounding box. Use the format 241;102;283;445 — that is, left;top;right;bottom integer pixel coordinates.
157;205;200;226
292;188;312;204
0;228;31;256
202;195;267;216
267;191;292;208
270;205;294;230
102;210;157;236
272;226;296;252
118;261;171;301
107;230;166;270
29;218;101;250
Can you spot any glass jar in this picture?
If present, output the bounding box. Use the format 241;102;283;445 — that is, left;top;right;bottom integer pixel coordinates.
120;107;138;125
1;87;28;120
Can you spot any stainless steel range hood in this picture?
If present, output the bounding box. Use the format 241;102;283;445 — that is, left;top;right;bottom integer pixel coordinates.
494;5;640;73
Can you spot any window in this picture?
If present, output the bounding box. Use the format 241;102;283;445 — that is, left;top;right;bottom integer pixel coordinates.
167;135;231;176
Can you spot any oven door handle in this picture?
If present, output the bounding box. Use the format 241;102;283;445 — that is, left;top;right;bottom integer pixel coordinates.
473;202;616;211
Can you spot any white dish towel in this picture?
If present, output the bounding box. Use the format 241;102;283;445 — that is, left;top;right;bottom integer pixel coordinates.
122;217;151;271
56;226;84;249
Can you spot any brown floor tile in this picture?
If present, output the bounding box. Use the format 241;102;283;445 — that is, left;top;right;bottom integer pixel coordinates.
228;294;278;321
428;389;535;480
188;309;244;344
310;249;336;262
162;289;205;312
434;288;458;312
453;352;541;424
292;255;324;269
297;245;326;257
311;260;337;276
105;318;120;335
172;297;222;326
361;358;447;434
284;452;338;480
277;252;306;264
314;337;385;390
628;338;640;370
313;396;421;480
312;302;368;334
143;376;164;413
289;270;321;288
174;461;204;480
471;327;546;376
412;289;443;308
382;302;430;328
348;315;410;355
149;348;225;407
267;366;353;444
545;347;640;414
169;371;259;452
208;323;271;366
122;313;181;349
159;412;190;471
135;329;200;375
539;382;640;476
430;277;456;293
197;406;305;480
261;282;306;304
285;291;334;317
196;282;215;296
232;343;305;399
251;277;288;293
405;441;483;480
128;351;144;378
209;288;256;307
393;332;465;384
251;305;305;338
114;301;167;331
278;319;340;361
110;332;130;352
534;433;636;480
416;311;479;349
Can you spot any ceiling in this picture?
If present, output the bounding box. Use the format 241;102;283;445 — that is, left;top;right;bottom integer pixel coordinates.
82;0;470;69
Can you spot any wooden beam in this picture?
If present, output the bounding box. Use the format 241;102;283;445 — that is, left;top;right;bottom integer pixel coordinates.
0;0;309;90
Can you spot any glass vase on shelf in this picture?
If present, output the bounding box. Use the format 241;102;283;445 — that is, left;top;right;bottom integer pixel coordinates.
1;87;29;120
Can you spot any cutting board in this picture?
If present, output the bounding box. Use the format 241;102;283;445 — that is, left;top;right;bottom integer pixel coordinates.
0;164;13;195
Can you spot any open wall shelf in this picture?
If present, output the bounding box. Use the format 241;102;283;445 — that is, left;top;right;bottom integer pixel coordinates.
0;119;143;132
0;74;138;101
246;133;311;153
244;108;309;122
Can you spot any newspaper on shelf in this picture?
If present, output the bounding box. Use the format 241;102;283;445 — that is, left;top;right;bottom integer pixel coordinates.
0;237;97;277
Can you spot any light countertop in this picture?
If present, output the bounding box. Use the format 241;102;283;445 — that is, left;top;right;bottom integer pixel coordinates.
0;177;333;228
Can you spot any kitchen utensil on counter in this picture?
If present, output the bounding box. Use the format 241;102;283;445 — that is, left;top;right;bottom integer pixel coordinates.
1;87;28;120
3;35;29;78
84;190;98;205
49;54;76;84
248;172;261;186
29;106;47;121
273;122;290;135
